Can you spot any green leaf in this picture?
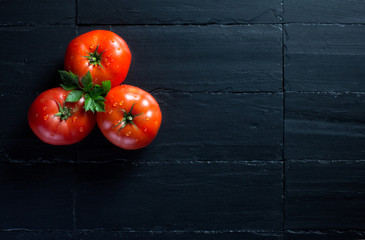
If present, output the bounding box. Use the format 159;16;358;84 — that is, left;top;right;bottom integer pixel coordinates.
59;70;80;88
83;94;95;113
65;90;83;102
101;80;111;95
94;101;105;112
81;71;93;92
90;86;104;98
58;71;108;113
60;83;78;90
94;96;105;102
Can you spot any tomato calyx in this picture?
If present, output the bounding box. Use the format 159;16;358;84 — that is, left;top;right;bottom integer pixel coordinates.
83;45;106;69
52;98;76;121
114;102;143;132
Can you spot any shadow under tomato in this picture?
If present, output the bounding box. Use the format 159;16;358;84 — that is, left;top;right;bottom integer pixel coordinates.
0;61;78;163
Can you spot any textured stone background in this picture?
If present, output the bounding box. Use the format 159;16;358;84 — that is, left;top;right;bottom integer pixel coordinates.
0;0;365;239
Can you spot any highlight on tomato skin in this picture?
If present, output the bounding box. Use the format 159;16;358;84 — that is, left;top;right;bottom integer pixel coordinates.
28;87;96;145
64;30;131;88
97;85;162;150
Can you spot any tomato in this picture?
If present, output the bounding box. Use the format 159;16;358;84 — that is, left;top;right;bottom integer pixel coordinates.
64;30;131;88
28;87;96;145
97;85;162;150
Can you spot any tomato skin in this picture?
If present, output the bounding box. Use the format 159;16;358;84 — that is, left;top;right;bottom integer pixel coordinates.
97;85;162;150
28;87;96;145
64;30;131;88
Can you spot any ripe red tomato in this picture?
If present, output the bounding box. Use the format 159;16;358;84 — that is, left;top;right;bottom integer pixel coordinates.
97;85;162;150
64;30;131;88
28;87;96;145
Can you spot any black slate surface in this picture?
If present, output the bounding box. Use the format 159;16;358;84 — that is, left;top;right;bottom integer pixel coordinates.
284;0;365;23
0;163;74;229
75;162;282;231
110;25;282;92
0;0;75;26
78;0;283;24
285;24;365;92
285;92;365;160
285;160;365;229
0;27;76;64
1;0;365;239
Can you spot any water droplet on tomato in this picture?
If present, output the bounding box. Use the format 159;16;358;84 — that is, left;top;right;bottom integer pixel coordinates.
79;127;84;132
135;138;139;142
119;101;124;106
125;131;131;136
51;133;55;137
143;128;147;132
89;44;95;50
70;56;74;59
146;117;150;121
108;53;112;57
56;125;61;130
111;39;115;43
44;115;49;120
35;113;39;118
72;117;77;123
106;63;110;67
43;106;47;111
113;102;118;107
108;110;113;114
118;48;120;51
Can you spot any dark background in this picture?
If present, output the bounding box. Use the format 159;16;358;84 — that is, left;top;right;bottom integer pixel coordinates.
1;0;365;239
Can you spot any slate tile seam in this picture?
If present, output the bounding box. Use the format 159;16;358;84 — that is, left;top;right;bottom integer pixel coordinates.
1;159;284;165
1;159;77;165
285;159;365;163
0;23;77;27
286;228;365;232
148;88;282;95
0;90;282;97
281;5;286;237
284;22;365;26
0;229;72;232
77;22;365;26
2;228;365;234
284;230;365;239
78;23;283;26
0;229;283;236
75;229;282;233
73;160;283;165
285;91;365;95
3;22;365;27
0;229;74;234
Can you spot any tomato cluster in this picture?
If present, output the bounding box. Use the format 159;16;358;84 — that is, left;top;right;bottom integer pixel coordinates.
28;30;162;150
